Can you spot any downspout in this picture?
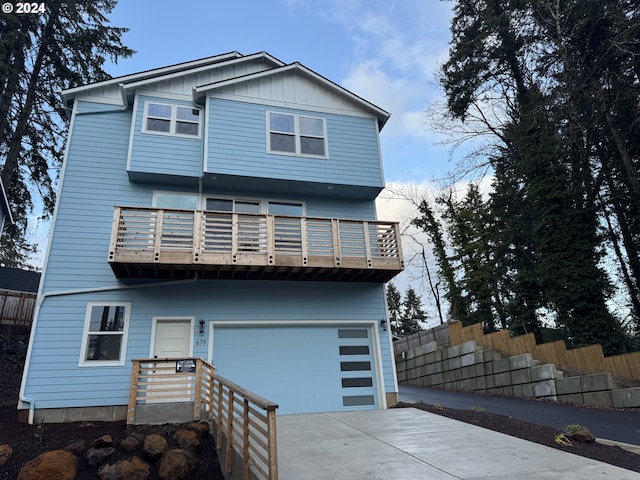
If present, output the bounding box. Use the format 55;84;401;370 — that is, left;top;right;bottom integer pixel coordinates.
19;274;199;424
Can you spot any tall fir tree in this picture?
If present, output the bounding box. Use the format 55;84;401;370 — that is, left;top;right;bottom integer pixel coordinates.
400;287;424;336
386;283;402;337
0;1;134;266
434;0;637;353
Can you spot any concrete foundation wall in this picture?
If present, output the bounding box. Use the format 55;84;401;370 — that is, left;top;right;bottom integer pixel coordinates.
396;340;640;409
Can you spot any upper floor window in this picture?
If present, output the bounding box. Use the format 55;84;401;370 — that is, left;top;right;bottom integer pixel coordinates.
267;112;327;158
143;102;201;138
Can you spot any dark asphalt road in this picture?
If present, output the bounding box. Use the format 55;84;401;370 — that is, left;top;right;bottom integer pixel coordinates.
399;384;640;446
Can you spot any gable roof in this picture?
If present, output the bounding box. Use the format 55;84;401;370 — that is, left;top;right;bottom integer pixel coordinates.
61;51;390;129
0;267;40;293
61;51;243;107
194;62;390;129
0;178;13;225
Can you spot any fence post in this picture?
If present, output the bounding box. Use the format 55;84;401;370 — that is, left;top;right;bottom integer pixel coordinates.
267;407;278;480
226;391;235;474
194;359;203;420
243;399;250;480
127;360;140;425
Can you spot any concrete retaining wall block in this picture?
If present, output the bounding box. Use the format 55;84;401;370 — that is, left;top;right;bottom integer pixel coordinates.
493;358;511;374
533;379;557;398
530;364;559;382
583;391;614;408
494;372;511;387
580;373;618;392
461;353;476;367
448;344;461;359
511;369;532;385
461;366;475;380
449;356;462;370
558;393;584;404
460;340;477;355
509;354;533;370
612;388;640;408
556;377;582;395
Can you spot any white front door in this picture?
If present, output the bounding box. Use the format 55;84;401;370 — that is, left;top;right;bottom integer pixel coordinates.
148;318;193;403
153;319;192;359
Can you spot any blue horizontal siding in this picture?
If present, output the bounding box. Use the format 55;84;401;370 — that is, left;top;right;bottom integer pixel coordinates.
128;94;202;177
207;98;383;188
24;281;393;409
42;100;218;293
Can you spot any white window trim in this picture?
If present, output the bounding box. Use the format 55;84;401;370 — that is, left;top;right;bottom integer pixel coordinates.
151;190;307;215
152;191;200;210
203;193;306;216
142;101;201;139
266;111;328;159
79;302;131;367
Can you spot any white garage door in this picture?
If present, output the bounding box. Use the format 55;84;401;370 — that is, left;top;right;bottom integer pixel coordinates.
212;325;378;414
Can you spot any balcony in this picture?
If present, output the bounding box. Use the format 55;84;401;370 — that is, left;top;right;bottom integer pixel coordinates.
108;207;404;282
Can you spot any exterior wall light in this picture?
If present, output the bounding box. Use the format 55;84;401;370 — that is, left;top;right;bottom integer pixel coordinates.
380;319;388;331
199;319;205;334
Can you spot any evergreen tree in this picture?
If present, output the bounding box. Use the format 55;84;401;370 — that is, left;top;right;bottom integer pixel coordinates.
412;199;468;322
400;287;424;336
0;1;134;266
434;0;637;353
386;283;402;336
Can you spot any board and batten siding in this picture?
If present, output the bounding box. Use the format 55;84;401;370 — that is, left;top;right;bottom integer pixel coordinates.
206;98;383;188
24;281;394;409
127;94;202;178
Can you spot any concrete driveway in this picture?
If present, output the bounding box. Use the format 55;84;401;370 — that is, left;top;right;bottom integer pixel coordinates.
277;408;639;479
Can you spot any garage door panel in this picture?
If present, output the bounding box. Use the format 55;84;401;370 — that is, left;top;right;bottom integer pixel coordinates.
212;325;377;414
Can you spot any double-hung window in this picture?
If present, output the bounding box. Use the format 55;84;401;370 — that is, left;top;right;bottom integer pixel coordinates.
267;112;327;157
144;102;200;137
79;303;131;366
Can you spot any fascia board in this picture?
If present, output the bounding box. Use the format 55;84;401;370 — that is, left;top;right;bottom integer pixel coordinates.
121;52;286;94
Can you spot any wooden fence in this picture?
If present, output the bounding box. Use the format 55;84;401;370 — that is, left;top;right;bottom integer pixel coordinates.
128;358;278;480
392;324;451;354
449;322;640;382
0;289;36;328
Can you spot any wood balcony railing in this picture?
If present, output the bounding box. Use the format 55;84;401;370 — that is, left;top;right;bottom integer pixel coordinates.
108;206;404;282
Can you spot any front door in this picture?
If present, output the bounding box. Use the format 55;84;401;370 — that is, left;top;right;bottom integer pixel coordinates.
148;318;193;403
153;318;192;359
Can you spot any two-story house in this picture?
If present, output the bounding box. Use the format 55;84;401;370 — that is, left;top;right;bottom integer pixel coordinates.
19;51;403;423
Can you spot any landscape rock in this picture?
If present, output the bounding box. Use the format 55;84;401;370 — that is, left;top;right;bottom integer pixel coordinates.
17;449;78;480
98;456;150;480
87;446;116;467
120;436;140;452
173;429;200;452
571;430;596;443
159;449;195;480
93;434;113;447
143;433;168;459
0;444;13;465
64;439;86;455
187;422;209;438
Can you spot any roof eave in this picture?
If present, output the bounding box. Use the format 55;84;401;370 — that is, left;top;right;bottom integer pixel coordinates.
61;51;244;106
